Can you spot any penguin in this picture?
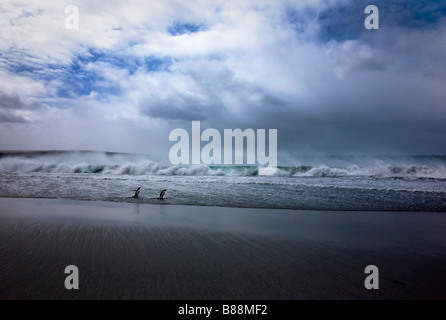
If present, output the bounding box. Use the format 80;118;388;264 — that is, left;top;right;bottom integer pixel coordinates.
157;189;167;200
132;187;141;198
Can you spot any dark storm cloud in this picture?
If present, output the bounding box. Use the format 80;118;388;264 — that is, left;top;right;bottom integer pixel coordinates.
142;99;210;121
0;109;28;123
229;71;446;155
0;91;41;110
0;91;42;123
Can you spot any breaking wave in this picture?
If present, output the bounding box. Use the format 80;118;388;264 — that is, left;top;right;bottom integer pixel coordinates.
289;164;446;179
0;151;445;179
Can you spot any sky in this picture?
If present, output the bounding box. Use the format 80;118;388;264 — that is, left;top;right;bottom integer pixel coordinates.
0;0;445;164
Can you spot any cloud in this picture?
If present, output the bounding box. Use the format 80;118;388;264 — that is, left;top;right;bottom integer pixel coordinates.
0;109;28;123
0;91;43;123
0;0;445;160
0;91;41;110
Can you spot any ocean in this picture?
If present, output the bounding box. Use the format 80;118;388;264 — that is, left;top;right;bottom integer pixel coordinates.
0;151;445;212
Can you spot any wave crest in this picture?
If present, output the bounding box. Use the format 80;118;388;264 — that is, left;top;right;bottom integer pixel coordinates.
0;151;445;179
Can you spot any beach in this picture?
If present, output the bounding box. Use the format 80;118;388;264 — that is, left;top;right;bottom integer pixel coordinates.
0;197;445;300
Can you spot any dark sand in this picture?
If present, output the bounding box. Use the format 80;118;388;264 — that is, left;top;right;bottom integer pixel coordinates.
0;198;445;300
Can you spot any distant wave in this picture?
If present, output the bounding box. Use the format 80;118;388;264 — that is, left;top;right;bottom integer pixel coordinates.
0;151;445;179
289;164;446;179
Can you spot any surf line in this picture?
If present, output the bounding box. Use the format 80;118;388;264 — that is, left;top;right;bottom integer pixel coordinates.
169;121;277;174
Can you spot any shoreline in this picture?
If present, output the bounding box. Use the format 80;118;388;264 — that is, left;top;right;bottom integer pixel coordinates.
1;197;445;299
1;195;445;213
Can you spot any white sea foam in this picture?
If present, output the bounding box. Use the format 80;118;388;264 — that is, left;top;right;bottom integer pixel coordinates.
0;151;445;179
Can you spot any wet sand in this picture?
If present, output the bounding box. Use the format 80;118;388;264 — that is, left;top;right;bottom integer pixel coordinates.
0;198;445;299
